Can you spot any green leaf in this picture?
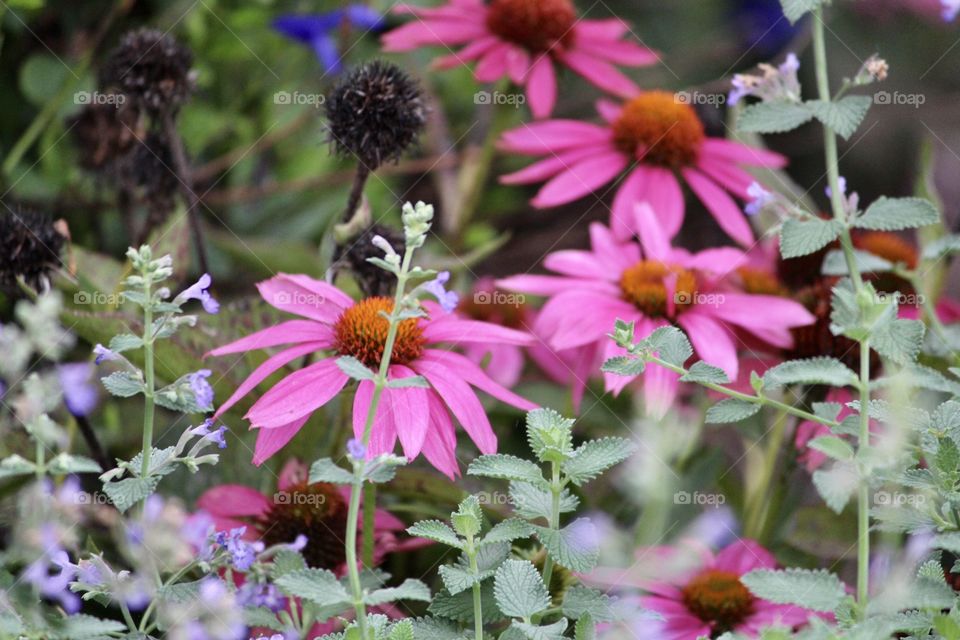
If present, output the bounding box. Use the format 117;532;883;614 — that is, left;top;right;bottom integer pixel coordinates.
681;361;731;384
533;519;600;572
854;197;940;231
429;583;504;624
336;356;375;381
386;375;430;388
780;218;843;259
481;519;533;546
275;568;352;607
363;454;408;483
738;101;813;134
922;234;960;261
741;568;846;611
872;317;925;365
407;520;463;549
57;614;127;639
646;326;693;367
439;564;491;596
562;438;636;486
526;408;575;463
410;617;469;640
468;454;546;486
47;453;101;475
102;476;160;513
807;436;854;461
762;357;858;390
510;481;579;521
779;0;826;23
494;560;551;619
308;458;355;485
812;462;858;513
706;399;761;424
0;454;37;479
510;620;569;640
821;249;893;276
108;333;143;353
574;615;596;640
600;356;645;377
389;619;416;640
807;96;872;140
562;586;617;622
100;371;144;398
366;579;432;606
451;496;483;539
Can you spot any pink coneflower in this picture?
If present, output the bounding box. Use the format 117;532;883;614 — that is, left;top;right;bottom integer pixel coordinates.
381;0;658;118
637;540;815;638
207;274;536;476
497;91;786;245
498;205;815;416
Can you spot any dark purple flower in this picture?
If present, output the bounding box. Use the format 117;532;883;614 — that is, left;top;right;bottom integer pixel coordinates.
273;6;384;73
58;362;99;416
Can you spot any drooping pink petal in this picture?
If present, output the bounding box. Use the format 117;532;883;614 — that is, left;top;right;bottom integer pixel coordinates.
421;392;461;479
419;349;537;411
544;249;620;280
215;340;330;417
559;49;640;98
422;317;534;346
574;18;630;41
677;312;739;380
573;38;659;66
475;42;513;82
252;415;311;466
540;291;637;350
595;98;623;124
526;54;557;118
633;202;672;261
589;222;641;272
481;344;525;388
696;157;757;200
700;138;787;168
505;47;531;84
352;379;398;457
434;35;500;69
412;357;498;453
497;274;611;296
678;248;747;275
703;293;816;334
197;485;271;520
257;274;352;324
500;146;605;185
206;320;334;357
498;121;613;155
532;151;629;208
387;365;430;459
245;358;349;429
613;166;685;241
682;167;755;247
381;17;487;50
713;539;777;573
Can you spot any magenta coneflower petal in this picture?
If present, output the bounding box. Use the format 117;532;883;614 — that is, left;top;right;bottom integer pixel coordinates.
215;340;331;417
421;393;460;479
633;202;672;262
256;274;352;324
682;167;755;247
206;320;334;357
643;351;679;417
559;49;640;98
620;166;685;241
388;365;430;458
475;42;512;81
499;121;612;154
245;358;349;429
714;539;777;573
526;55;557;119
542;291;637;350
434;35;500;69
196;484;271;521
575;18;631;41
677;312;739;380
500;146;603;185
505;47;531;84
595;98;623;123
421;317;533;346
532;151;630;208
705;293;816;333
544;249;619;280
252;415;311;466
497;274;608;296
422;350;537;411
353;379;399;456
574;37;658;66
701;138;787;168
678;247;747;275
589;222;641;272
696;157;757;200
412;357;498;454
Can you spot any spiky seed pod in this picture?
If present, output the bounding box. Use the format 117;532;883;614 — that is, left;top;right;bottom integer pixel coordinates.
68;101;144;172
99;28;195;115
337;224;406;297
325;60;427;170
0;209;66;294
116;132;180;232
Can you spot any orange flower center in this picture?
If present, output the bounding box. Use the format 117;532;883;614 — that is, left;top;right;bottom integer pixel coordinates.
334;297;425;369
681;570;756;633
853;231;918;269
737;267;786;297
486;0;577;52
620;260;697;318
260;481;348;569
612;92;705;168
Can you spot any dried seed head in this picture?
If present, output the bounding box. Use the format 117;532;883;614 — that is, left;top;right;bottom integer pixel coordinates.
0;208;67;294
100;28;195;115
338;223;405;297
68;101;144;172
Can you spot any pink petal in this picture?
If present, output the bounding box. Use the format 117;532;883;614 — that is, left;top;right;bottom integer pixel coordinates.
252;415;310;466
475;42;512;82
206;320;334;357
245;358;349;429
602;339;635;395
433;36;500;69
525;55;557;118
678;248;748;275
704;293;816;334
353;379;398;456
696;157;757;200
633;202;672;261
677;312;739;379
532;151;629;208
381;18;487;51
497;274;612;296
505;47;531;84
595;98;624;124
500;146;605;185
540;291;637;350
481;344;525;388
215;340;329;417
713;539;777;574
559;50;640;98
257;274;352;324
498;121;613;155
387;365;430;459
421;393;461;479
196;485;271;519
412;357;498;453
544;249;618;280
572;38;658;66
422;317;534;346
613;166;685;241
420;349;537;411
682;167;755;247
575;19;630;41
700;138;787;168
589;222;641;272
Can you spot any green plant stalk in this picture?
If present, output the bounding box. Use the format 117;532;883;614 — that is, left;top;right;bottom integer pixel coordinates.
344;245;416;639
466;535;484;640
812;7;873;611
743;408;790;540
140;277;156;478
362;482;376;566
540;460;562;594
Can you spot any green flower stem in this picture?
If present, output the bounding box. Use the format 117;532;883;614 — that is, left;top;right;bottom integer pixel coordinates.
345;245;416;639
743;408;790;541
362;482;376;566
119;601;137;632
813;7;873;611
465;534;484;640
540;460;562;596
140;276;156;478
35;438;45;480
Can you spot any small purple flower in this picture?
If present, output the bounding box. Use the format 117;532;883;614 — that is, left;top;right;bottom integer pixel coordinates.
191;418;228;449
58;362;99;417
943;0;960;21
189;369;215;411
825;176;847;199
215;527;263;571
23;550;81;614
424;271;459;313
273;6;384;73
347;438;367;460
93;344;118;365
177;273;220;314
744;182;775;216
288;534;308;551
237;581;286;612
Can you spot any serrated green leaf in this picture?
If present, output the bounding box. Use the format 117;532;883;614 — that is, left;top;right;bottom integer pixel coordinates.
429;583;504;624
275;568;351;607
0;454;37;479
481;519;533;546
108;333;143;354
102;475;159;513
854;197;940;231
525;408;575;463
922;234;960;261
872;318;925;365
451;495;483;539
494;560;551;619
510;481;579;521
439;564;487;595
511;619;568;640
779;0;826;23
389;619;416;640
600;356;645;377
574;614;595;640
363;454;408;483
468;454;545;486
562;438;636;486
386;375;430;388
738;101;813;134
821;249;893;276
681;361;730;384
812;461;858;514
308;458;354;484
533;519;599;572
780;218;843;259
706;399;761;424
646;326;693;367
562;586;617;622
57;614;127;638
407;520;463;549
410;617;468;640
807;96;872;140
741;568;846;611
100;371;144;398
366;579;431;606
47;453;101;475
336;356;375;381
807;436;854;461
762;357;858;390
